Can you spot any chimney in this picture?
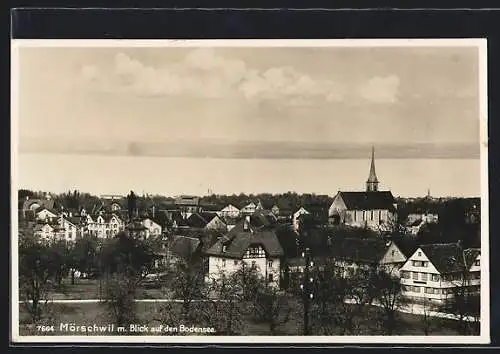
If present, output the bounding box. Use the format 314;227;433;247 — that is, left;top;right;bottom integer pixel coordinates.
243;215;251;231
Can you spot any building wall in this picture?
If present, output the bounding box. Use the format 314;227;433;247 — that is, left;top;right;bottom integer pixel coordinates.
206;216;227;231
207;253;281;287
36;209;58;221
293;208;310;231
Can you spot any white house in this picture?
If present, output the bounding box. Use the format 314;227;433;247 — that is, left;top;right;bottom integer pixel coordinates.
58;216;81;242
292;207;310;232
86;213;124;238
217;204;240;219
240;202;257;216
36;208;59;222
34;223;57;242
141;217;162;238
399;243;480;303
204;215;284;287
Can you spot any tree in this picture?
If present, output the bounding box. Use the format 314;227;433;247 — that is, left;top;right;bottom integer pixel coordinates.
19;234;55;322
310;260;359;335
127;191;137;222
197;270;244;335
47;240;70;289
99;232;156;328
420;297;439;335
251;285;292;335
372;268;408;335
170;247;205;322
67;236;99;284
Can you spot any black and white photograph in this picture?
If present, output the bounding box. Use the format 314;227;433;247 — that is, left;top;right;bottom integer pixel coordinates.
10;39;489;343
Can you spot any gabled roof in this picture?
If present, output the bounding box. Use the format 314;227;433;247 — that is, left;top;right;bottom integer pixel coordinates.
168;235;201;259
329;237;389;264
463;248;481;269
36;207;59;216
391;237;418;258
199;212;219;223
338;191;396;211
204;219;284;259
22;198;56;211
419;243;464;274
186;213;209;228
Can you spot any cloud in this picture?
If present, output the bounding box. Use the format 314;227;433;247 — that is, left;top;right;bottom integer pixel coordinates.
78;48;398;105
358;75;400;103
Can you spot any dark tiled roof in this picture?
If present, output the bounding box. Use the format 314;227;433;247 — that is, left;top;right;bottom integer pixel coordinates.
419;243;464;274
168;235;201;259
204;219;284;259
463;248;481;269
22;199;56;211
186;213;209;228
67;216;83;226
391;237;419;258
329;237;389;264
339;191;396;211
199;212;219;223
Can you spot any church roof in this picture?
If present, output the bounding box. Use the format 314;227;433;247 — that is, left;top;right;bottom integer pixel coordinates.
367;146;379;183
338;191;396;211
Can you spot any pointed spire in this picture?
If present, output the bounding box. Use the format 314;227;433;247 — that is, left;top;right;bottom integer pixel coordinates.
366;145;379;192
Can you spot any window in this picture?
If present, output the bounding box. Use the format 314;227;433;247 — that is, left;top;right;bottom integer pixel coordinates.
475;260;480;266
401;271;410;279
412;260;427;267
413;272;419;280
391;250;396;256
423;261;428;267
222;259;226;267
268;260;273;268
222;245;227;253
425;287;433;294
431;274;440;282
421;273;428;281
418;251;422;256
413;286;421;293
268;274;273;282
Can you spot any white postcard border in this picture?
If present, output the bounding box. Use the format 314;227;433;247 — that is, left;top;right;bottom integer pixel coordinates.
10;38;490;345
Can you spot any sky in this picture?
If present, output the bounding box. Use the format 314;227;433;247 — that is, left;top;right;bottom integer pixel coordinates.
14;43;484;197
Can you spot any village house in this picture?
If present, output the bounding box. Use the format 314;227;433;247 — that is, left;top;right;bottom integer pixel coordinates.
217;204;241;219
86;213;125;238
36;207;59;222
175;196;202;218
204;214;284;287
328;147;397;232
21;196;58;220
293;207;310;232
57;216;82;242
33;223;60;242
240;202;258;216
141;217;163;238
399;243;481;303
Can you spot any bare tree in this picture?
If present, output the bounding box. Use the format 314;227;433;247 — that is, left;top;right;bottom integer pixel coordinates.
19;234;54;323
372;268;408;335
251;283;292;335
197;270;244;335
99;232;156;329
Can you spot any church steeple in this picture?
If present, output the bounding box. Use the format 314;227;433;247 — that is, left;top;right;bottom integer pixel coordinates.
366;146;379;192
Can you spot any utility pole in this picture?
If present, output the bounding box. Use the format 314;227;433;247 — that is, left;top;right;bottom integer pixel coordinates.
301;247;314;335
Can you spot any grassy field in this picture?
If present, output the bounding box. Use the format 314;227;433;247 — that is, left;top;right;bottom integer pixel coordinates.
18;299;473;337
19;278;171;301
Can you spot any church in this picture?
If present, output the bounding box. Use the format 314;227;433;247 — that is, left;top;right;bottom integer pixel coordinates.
328;147;398;232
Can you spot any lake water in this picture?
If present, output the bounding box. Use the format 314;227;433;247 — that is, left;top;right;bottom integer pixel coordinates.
16;153;482;198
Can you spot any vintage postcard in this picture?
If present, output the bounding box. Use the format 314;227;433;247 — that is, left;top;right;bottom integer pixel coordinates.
10;39;489;344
